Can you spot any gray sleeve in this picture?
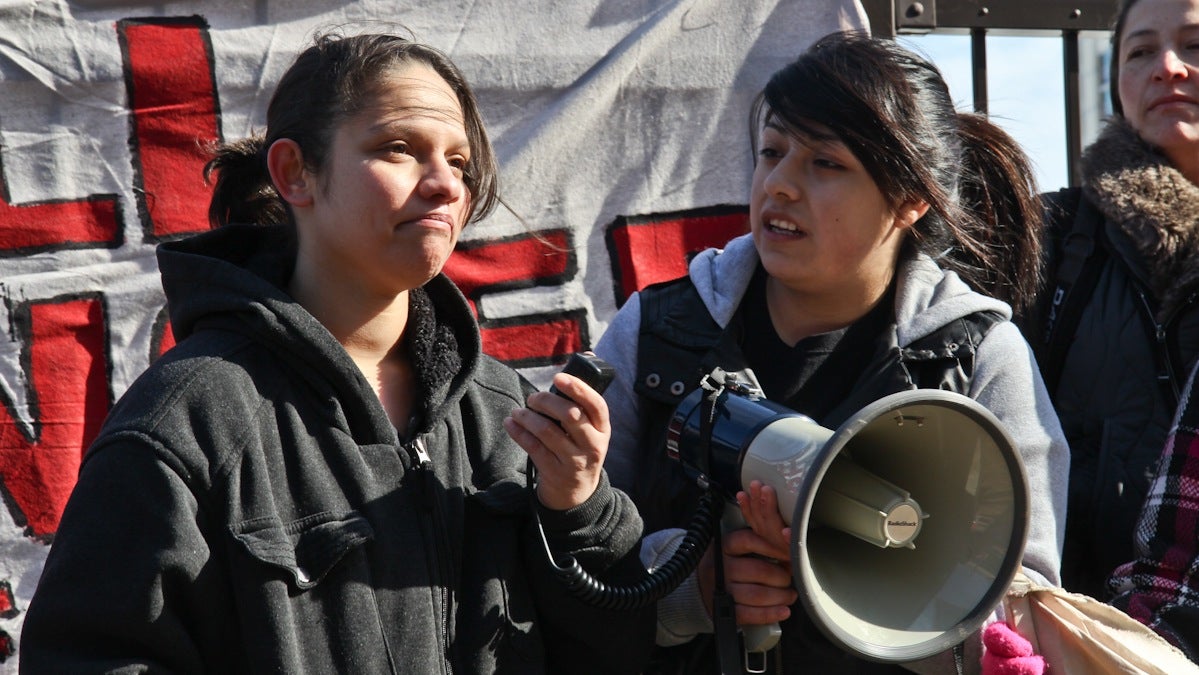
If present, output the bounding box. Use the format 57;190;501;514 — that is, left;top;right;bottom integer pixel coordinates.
639;528;715;645
594;293;646;497
968;320;1069;587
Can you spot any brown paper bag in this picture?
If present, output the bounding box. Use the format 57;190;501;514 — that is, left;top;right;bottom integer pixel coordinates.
1002;573;1199;674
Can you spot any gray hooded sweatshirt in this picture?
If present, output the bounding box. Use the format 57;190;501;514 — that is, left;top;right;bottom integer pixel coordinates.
596;233;1068;670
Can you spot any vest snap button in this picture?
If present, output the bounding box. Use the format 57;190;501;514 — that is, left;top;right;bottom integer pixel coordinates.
646;373;661;388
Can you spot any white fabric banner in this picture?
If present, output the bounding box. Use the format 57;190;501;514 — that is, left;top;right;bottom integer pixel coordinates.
0;0;866;667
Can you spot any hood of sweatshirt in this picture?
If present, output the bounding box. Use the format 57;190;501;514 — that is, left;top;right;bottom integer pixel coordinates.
686;233;1011;347
156;223;481;443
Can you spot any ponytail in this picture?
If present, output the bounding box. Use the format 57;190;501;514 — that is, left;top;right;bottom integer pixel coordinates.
945;113;1044;315
203;136;290;229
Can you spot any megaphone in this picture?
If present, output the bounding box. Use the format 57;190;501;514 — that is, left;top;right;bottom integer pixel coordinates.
666;372;1029;664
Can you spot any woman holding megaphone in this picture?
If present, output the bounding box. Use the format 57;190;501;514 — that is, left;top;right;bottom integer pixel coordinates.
594;31;1069;674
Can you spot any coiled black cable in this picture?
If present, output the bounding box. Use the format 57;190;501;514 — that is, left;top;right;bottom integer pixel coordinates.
532;484;722;611
531;367;733;611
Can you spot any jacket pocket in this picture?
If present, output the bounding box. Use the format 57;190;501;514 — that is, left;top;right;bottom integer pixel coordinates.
229;511;374;590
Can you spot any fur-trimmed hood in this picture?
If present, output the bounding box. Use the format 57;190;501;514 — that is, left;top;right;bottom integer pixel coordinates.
1082;118;1199;318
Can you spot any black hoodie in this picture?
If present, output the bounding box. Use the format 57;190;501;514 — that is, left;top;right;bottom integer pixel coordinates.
21;223;654;674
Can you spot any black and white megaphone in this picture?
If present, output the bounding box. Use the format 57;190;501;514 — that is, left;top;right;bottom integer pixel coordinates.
666;370;1029;665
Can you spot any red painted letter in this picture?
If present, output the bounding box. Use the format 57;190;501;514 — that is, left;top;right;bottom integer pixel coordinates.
605;205;748;307
0;297;110;538
119;17;219;240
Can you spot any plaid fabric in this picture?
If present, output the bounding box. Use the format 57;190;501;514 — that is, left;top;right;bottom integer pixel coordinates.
1109;363;1199;647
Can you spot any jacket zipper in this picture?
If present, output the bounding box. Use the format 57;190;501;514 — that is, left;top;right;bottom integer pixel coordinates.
1137;290;1185;406
404;436;455;675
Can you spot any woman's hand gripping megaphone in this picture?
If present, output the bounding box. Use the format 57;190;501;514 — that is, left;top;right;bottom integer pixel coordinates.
697;481;798;672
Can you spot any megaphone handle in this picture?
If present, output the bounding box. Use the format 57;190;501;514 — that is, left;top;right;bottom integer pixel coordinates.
721;504;783;671
741;623;782;672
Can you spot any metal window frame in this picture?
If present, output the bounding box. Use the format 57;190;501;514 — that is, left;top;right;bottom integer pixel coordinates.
860;1;1119;186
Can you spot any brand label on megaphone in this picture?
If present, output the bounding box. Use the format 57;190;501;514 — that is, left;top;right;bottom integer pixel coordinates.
884;503;922;548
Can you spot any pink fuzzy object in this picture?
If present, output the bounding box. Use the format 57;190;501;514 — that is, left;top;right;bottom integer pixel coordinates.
980;622;1046;675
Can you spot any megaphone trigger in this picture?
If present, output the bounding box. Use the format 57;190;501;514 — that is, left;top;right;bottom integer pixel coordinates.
741;622;782;673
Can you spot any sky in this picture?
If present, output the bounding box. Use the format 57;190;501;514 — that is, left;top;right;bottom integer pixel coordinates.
898;33;1102;192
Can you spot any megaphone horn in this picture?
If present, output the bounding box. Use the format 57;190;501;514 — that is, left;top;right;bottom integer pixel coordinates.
668;385;1029;663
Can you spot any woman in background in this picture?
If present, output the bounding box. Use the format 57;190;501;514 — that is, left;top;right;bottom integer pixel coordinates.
1020;0;1199;606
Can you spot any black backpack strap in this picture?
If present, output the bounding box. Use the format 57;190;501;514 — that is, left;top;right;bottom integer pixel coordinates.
902;309;1007;392
634;277;725;406
1039;188;1107;395
631;277;727;534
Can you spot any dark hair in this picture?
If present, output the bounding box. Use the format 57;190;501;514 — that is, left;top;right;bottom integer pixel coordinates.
750;31;1043;314
1109;0;1144;117
205;31;499;229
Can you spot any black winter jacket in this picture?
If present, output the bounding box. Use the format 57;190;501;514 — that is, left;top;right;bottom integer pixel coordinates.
1023;118;1199;600
20;224;654;674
